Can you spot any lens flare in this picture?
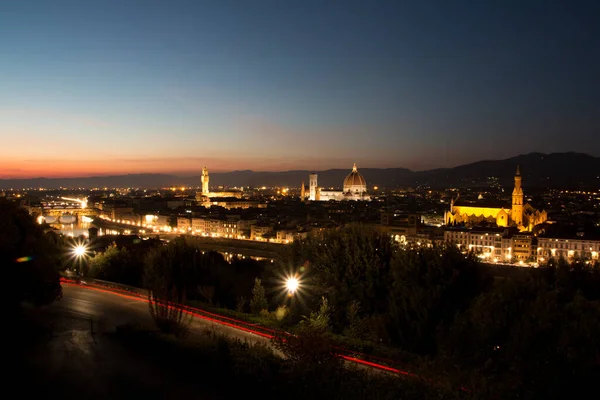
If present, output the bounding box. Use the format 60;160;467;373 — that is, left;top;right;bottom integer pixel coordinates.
285;275;300;294
71;243;89;258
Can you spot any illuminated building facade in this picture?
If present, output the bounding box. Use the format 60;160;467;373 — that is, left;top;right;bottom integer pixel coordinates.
444;228;513;262
201;166;209;195
511;233;533;262
537;237;600;262
309;174;318;201
444;166;547;231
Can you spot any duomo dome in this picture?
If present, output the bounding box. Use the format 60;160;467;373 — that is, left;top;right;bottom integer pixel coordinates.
343;163;367;194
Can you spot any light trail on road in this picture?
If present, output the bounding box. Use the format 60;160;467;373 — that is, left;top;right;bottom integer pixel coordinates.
60;279;420;379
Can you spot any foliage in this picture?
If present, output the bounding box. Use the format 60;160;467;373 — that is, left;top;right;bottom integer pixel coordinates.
249;278;268;314
344;300;368;339
441;268;600;399
114;324;456;400
272;296;340;383
144;239;195;336
87;243;144;286
235;296;247;313
285;226;490;353
274;304;289;321
1;200;62;309
273;325;339;372
71;224;600;399
300;296;331;332
388;244;491;353
540;256;600;301
83;235;265;311
197;284;216;305
147;290;192;337
284;224;395;332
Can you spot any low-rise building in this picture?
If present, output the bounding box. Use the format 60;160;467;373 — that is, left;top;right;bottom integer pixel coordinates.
444;227;513;263
191;217;207;233
537;237;600;262
221;219;239;238
512;233;534;263
251;224;273;240
177;216;191;231
156;215;170;228
380;212;421;237
276;229;297;243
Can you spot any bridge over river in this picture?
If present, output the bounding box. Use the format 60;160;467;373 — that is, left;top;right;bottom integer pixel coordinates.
38;197;98;224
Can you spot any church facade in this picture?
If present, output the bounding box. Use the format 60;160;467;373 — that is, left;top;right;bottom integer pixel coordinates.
444;166;547;231
306;163;371;201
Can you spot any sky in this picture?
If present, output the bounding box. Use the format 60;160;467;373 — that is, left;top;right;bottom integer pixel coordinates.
1;0;599;178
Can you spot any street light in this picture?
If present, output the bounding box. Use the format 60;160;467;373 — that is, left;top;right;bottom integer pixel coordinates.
73;244;87;258
71;242;89;278
285;275;300;295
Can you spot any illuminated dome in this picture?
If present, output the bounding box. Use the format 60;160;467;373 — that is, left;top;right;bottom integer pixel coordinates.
343;163;367;194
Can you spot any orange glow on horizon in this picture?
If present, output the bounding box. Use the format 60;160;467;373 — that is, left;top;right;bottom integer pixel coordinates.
0;156;400;179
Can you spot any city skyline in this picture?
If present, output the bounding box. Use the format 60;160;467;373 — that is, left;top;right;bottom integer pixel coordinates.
2;1;599;178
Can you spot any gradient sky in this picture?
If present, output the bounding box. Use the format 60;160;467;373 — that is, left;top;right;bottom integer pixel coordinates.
1;0;599;178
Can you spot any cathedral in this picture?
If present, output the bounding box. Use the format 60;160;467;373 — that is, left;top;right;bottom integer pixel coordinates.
444;166;547;231
304;163;371;201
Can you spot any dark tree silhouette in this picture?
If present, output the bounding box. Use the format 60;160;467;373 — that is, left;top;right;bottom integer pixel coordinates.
388;244;491;353
1;200;61;309
88;243;144;287
284;224;395;333
144;239;196;336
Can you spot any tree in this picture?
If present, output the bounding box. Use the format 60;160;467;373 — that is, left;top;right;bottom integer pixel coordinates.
87;243;144;286
144;239;196;336
387;244;490;353
273;297;339;379
441;270;600;399
250;278;268;314
301;296;331;332
1;200;62;309
284;225;394;332
344;300;368;339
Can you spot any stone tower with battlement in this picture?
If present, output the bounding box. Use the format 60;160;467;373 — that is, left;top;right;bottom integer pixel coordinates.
201;167;209;195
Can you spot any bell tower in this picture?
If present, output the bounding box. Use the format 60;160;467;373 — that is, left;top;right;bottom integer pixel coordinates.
511;165;524;226
201;167;209;195
309;174;318;201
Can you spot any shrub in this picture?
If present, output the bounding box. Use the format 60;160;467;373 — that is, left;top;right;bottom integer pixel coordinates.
144;239;195;337
250;278;268;314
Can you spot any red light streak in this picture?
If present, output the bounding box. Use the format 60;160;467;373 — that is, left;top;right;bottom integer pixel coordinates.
59;279;432;381
339;354;410;375
61;282;274;339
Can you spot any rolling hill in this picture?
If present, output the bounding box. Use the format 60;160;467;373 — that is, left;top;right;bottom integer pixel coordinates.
1;153;598;190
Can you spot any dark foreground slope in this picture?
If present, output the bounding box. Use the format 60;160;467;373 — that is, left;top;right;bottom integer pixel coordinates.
12;285;460;400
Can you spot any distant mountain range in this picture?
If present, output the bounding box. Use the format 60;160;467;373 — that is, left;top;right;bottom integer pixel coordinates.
2;153;599;190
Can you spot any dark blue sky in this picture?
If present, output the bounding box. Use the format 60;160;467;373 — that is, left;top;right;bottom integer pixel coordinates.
1;0;598;177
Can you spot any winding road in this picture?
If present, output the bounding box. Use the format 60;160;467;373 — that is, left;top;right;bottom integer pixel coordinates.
15;281;416;400
16;283;230;399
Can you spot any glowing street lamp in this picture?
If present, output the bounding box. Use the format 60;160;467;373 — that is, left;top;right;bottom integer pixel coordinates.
73;244;87;258
285;275;300;295
70;242;89;278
